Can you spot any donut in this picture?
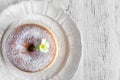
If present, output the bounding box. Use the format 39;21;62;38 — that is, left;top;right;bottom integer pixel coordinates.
5;24;57;72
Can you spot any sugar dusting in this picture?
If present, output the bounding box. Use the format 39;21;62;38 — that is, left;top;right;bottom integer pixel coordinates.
6;24;56;72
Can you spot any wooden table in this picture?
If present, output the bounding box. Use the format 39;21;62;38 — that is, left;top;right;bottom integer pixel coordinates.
1;0;119;80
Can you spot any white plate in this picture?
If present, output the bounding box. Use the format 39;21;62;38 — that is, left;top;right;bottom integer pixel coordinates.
0;1;82;80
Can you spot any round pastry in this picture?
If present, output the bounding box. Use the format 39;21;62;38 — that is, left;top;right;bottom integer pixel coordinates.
5;24;57;72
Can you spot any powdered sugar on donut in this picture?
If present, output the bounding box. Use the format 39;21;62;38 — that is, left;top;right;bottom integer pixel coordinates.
6;24;57;72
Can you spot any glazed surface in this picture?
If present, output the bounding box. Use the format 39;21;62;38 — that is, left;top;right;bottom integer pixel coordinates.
6;24;57;72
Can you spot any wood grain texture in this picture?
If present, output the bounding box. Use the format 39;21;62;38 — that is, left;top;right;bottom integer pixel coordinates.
1;0;120;80
51;0;120;80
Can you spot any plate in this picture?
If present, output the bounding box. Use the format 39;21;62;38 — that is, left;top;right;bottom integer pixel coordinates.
0;1;81;80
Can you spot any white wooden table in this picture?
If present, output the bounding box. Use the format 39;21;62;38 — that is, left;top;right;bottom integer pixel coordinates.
1;0;119;80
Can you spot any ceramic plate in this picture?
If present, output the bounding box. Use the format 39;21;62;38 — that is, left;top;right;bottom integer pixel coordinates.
0;1;81;80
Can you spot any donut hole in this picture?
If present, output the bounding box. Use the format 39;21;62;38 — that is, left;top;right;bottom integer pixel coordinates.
27;43;35;52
